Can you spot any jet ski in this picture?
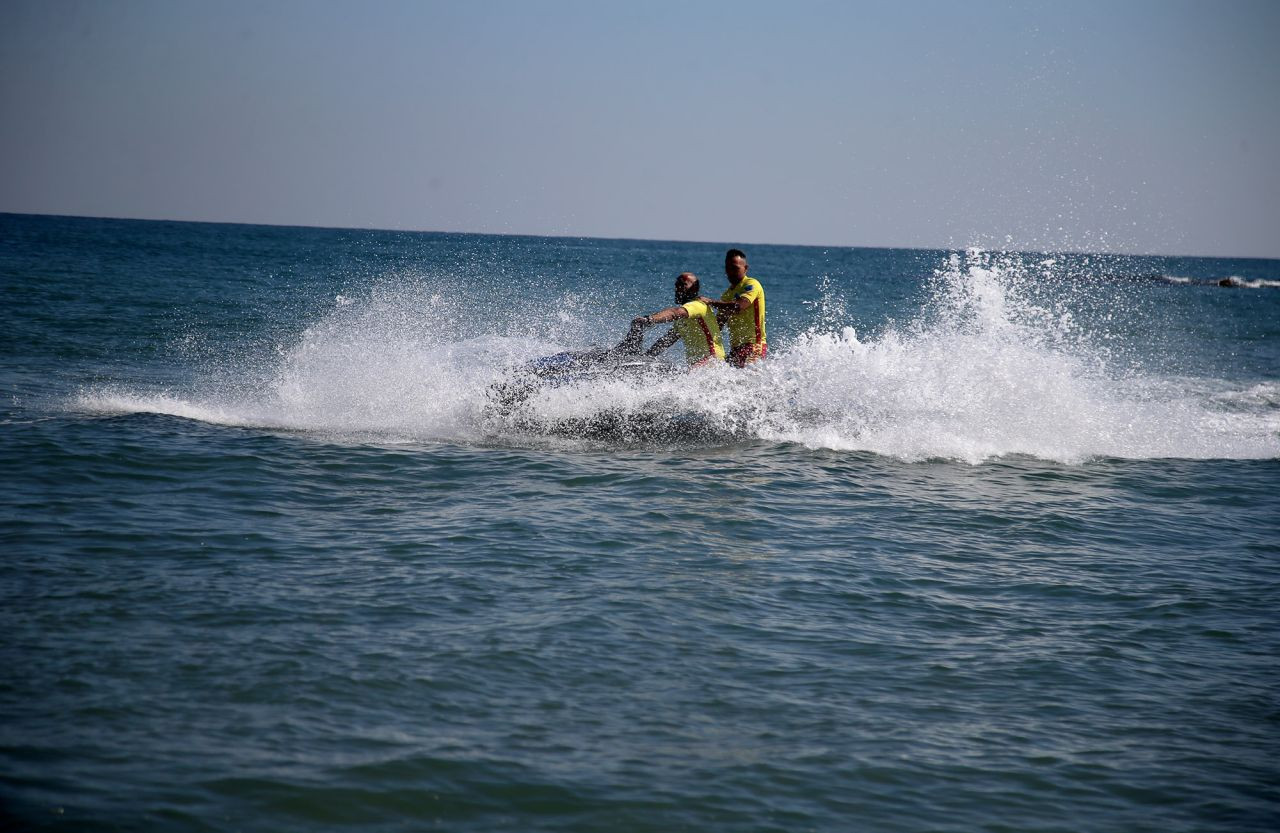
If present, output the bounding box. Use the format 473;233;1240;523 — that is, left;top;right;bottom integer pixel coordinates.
485;320;742;442
488;344;683;415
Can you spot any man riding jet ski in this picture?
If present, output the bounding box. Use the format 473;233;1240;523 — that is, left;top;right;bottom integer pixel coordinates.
490;272;721;413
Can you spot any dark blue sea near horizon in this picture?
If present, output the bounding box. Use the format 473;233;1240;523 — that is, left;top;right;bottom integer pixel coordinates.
1;213;1278;832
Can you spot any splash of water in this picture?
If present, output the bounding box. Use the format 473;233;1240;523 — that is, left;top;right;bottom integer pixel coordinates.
78;253;1279;462
747;250;1277;461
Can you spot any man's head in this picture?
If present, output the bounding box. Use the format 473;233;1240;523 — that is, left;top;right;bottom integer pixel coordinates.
725;249;748;285
675;272;700;303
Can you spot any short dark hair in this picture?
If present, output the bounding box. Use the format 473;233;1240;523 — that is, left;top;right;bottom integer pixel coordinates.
725;248;747;261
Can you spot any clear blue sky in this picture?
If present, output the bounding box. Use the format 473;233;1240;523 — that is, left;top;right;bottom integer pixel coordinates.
3;0;1278;258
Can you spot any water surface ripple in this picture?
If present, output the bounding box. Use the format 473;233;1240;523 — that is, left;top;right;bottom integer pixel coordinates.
2;216;1278;831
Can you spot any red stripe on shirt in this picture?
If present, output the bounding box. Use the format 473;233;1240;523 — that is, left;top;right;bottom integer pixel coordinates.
695;316;716;357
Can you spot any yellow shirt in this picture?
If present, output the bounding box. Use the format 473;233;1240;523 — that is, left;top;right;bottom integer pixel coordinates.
673;300;726;366
720;276;766;350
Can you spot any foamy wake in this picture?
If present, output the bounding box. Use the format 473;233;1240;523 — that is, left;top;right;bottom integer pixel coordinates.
76;253;1280;463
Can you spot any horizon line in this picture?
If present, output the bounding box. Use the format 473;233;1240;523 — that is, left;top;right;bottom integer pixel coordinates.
3;209;1276;264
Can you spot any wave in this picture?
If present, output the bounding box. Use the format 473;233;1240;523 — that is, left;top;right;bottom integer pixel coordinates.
1158;274;1280;289
1214;276;1280;289
76;252;1280;463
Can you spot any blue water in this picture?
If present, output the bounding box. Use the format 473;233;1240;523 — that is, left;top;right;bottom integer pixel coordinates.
2;213;1278;831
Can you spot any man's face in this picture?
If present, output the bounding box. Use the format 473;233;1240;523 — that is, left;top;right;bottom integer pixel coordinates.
725;255;748;285
675;274;698;302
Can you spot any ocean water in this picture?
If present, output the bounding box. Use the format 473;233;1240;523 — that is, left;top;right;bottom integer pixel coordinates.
1;213;1277;832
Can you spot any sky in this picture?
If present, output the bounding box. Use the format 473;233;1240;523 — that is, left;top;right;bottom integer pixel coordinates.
2;0;1278;258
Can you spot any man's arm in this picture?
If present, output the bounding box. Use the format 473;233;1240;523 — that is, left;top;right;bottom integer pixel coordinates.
634;305;691;326
699;295;750;313
645;328;681;356
618;305;690;354
698;295;749;327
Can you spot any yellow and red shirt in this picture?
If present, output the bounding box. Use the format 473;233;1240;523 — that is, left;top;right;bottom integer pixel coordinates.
720;276;766;352
674;300;725;366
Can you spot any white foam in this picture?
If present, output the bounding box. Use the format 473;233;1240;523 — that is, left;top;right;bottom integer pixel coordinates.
73;254;1280;462
1210;382;1280;409
79;390;270;428
742;252;1279;461
1220;276;1280;289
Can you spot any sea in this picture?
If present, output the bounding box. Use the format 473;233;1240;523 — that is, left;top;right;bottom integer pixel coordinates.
1;212;1277;832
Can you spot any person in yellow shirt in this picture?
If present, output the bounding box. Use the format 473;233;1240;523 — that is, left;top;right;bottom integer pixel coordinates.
703;248;766;367
621;272;725;368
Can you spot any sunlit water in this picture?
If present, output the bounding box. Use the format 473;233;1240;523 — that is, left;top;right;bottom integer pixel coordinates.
2;215;1278;831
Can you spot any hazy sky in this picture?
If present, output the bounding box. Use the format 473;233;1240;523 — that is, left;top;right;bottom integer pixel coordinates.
3;0;1278;257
